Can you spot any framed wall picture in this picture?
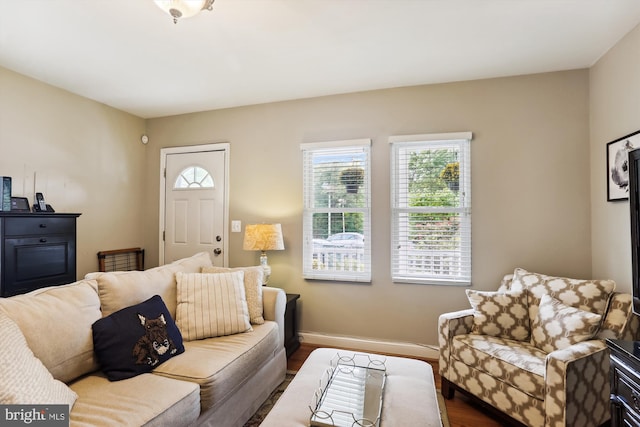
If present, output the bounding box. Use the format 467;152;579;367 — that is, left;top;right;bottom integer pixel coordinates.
607;130;640;201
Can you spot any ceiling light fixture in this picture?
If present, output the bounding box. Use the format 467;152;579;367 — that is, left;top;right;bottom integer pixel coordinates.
153;0;215;24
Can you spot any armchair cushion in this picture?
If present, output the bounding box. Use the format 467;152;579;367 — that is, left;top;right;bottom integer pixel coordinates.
597;292;634;339
510;268;615;323
452;334;546;399
530;294;602;353
465;289;530;341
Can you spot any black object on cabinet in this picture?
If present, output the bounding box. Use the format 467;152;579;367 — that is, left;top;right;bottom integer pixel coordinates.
0;212;81;297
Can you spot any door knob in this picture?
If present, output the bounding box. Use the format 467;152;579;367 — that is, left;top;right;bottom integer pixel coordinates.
213;248;222;256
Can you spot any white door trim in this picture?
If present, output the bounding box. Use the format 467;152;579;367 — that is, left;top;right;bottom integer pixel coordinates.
159;143;230;266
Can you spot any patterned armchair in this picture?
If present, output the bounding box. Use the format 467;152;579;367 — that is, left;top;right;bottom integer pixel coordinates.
438;268;640;427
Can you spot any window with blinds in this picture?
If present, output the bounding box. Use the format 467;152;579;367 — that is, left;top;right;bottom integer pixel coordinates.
301;139;371;282
390;133;472;285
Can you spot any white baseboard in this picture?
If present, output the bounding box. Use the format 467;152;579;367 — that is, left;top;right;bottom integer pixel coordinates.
298;332;439;360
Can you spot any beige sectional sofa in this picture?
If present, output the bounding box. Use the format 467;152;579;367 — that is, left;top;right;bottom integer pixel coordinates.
0;252;287;427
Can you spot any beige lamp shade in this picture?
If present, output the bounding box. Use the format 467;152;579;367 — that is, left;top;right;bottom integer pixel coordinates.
243;224;284;284
243;224;285;251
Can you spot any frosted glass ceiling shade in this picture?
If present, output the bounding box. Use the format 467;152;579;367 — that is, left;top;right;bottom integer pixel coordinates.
153;0;215;23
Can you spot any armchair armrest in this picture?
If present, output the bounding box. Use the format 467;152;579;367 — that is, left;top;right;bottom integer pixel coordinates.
438;309;474;380
545;340;609;427
262;286;287;348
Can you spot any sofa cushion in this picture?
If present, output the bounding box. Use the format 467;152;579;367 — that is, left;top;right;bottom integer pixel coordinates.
509;268;615;324
0;311;78;407
530;294;602;353
92;251;212;318
92;295;184;381
175;271;252;341
0;280;101;383
202;265;265;324
69;372;199;427
465;289;529;341
452;334;546;400
152;321;281;412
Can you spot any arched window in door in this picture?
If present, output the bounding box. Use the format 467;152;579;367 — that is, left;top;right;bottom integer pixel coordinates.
174;166;214;189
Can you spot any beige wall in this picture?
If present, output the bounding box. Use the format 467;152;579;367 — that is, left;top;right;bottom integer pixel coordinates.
590;23;640;292
0;61;600;347
0;67;147;276
146;70;591;346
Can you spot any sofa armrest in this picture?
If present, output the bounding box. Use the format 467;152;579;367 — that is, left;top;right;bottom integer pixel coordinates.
545;340;610;427
438;309;474;379
262;286;287;348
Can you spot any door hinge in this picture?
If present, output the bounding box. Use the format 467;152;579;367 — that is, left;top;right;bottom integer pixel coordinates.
164;168;166;178
162;231;165;241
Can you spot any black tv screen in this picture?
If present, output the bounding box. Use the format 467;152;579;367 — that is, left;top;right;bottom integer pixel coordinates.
629;148;640;315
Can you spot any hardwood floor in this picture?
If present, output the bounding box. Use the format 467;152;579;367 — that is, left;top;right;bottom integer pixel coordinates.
288;343;503;427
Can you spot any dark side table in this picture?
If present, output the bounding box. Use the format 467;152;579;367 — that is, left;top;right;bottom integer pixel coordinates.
285;293;300;357
607;339;640;426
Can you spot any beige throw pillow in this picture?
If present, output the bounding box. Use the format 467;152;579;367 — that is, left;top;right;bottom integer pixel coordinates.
466;289;530;341
202;266;265;324
175;272;252;341
0;311;78;407
92;252;213;318
530;294;603;353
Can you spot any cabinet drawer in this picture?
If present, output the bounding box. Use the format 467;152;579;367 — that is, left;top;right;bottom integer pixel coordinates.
4;217;75;236
615;367;640;414
1;235;76;297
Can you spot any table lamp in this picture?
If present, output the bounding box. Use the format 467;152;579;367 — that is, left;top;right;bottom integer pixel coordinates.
243;223;284;284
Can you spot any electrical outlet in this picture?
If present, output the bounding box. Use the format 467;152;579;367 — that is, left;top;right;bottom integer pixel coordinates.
231;220;242;233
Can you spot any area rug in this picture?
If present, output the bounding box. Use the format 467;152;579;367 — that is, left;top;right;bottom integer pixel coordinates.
437;391;451;427
243;371;450;427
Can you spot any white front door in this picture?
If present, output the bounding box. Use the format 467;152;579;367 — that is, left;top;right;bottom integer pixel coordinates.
161;145;228;266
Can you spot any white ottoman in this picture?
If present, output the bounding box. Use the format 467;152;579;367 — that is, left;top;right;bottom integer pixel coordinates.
260;348;442;426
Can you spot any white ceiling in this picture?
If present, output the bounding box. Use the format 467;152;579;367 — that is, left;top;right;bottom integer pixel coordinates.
1;0;640;119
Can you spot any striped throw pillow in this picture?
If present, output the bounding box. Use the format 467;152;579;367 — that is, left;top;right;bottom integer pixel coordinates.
175;272;252;341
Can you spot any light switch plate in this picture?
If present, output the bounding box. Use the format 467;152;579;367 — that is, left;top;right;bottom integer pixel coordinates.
231;220;241;233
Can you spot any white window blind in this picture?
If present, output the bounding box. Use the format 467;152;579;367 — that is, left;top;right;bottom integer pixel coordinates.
315;372;366;424
390;132;472;285
301;139;371;282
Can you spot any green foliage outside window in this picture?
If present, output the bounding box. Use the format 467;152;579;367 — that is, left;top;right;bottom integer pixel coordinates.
408;150;460;249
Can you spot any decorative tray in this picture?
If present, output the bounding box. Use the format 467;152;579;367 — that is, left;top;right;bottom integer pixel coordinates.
309;353;387;427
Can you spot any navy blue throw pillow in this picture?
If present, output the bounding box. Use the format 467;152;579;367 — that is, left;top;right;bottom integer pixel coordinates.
92;295;184;381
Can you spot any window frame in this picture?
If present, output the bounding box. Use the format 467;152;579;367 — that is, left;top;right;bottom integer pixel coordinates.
301;139;372;282
173;165;215;189
389;132;472;286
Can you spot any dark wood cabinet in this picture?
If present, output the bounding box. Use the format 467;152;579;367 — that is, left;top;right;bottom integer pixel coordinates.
607;339;640;426
285;293;300;358
0;213;80;297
